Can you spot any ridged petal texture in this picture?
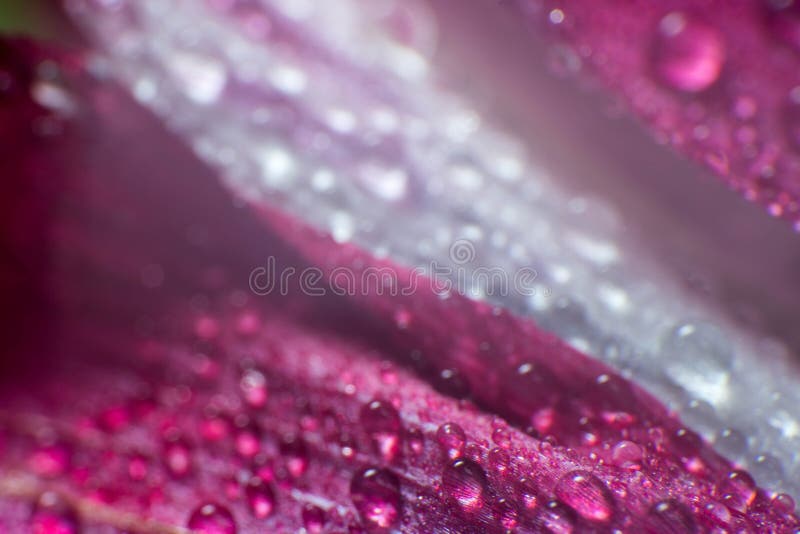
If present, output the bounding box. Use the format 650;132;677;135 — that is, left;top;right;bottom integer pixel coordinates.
1;34;799;532
57;0;800;502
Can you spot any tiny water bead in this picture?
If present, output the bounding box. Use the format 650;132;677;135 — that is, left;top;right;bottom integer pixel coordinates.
702;500;732;527
643;499;697;533
246;477;275;519
554;470;614;523
29;443;71;478
240;368;268;408
30;492;79;534
164;439;192;477
610;440;643;470
538;500;577;534
128;454;149;481
187;503;237;534
487;447;511;479
773;492;796;515
660;322;732;405
234;423;262;458
301;504;326;534
652;11;725;93
442;458;488;512
360;400;403;463
280;435;309;478
721;470;757;511
436;422;466;460
350;467;402;532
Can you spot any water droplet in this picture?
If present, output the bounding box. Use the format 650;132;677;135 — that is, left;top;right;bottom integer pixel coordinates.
554;470;614;523
436;422;466;460
539;500;577;534
235;311;261;336
246;477;275;519
357;162;409;202
702;501;731;527
187;503;237;534
405;426;424;456
496;498;519;530
240;368;268;408
200;415;231;442
652;12;725;93
611;440;643;470
661;322;732;405
164;439;192;477
434;368;470;399
29;443;71;478
442;458;488;512
360;400;403;463
97;405;131;431
643;499;697;533
772;492;796;515
350;467;402;532
491;427;511;449
751;453;784;488
234;423;261;459
302;504;326;534
487;447;511;479
517;477;539;510
280;436;309;478
30;493;79;534
715;427;748;458
167;52;227;105
194;316;220;339
720;470;757;511
128;454;149;481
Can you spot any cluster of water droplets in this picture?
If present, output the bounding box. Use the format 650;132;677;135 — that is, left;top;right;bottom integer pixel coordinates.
2;300;800;532
59;0;800;500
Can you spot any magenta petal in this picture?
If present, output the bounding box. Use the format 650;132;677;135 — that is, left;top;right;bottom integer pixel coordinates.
1;37;798;533
509;0;800;230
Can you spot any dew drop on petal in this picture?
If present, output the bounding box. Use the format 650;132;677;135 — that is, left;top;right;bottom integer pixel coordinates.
350;467;402;532
610;440;643;470
487;447;511;479
234;424;261;459
187;503;237;534
164;439;192;477
240;368;268;408
643;499;697;533
442;458;488;512
539;500;577;534
554;470;614;523
245;477;275;519
517;477;540;510
720;470;757;511
772;493;796;515
280;435;309;478
652;11;725;93
29;443;71;478
360;400;403;463
128;454;149;481
495;498;519;530
702;500;732;527
436;422;466;460
30;493;79;534
302;504;326;534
